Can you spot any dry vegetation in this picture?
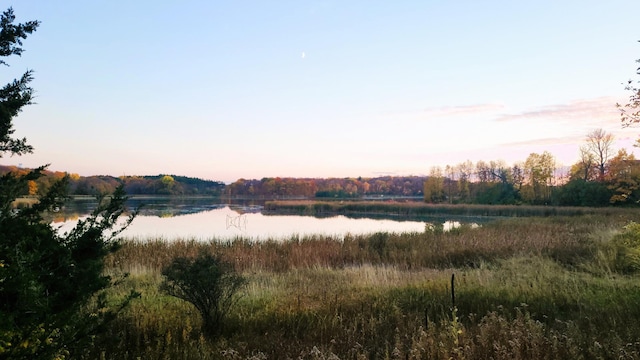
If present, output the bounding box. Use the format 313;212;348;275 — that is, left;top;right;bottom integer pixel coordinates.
87;207;640;359
264;200;625;218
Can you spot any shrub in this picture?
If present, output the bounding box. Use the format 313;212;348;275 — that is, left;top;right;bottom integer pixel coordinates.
160;252;246;336
606;221;640;274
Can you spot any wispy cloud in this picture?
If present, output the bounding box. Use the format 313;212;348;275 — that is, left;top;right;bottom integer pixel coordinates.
422;103;506;118
502;135;585;147
495;97;620;124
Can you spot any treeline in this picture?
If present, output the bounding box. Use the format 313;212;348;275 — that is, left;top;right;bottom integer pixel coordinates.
424;145;640;207
226;176;426;198
0;166;225;196
1;165;427;198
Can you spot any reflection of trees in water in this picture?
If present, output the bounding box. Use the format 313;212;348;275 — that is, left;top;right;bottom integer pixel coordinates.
135;204;226;218
265;209;490;229
60;198;239;218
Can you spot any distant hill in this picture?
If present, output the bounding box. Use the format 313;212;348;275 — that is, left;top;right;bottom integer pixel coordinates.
121;175;225;196
0;165;225;196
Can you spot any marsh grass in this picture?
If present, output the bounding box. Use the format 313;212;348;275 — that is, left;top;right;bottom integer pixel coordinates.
264;200;639;218
88;211;640;359
108;215;624;273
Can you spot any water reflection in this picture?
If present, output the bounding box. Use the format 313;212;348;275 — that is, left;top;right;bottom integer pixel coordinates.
54;197;231;222
53;198;485;241
427;221;480;232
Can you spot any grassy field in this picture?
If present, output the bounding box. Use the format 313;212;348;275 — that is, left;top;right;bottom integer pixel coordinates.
85;206;640;359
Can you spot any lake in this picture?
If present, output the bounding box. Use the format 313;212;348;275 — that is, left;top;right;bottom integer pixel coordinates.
52;197;484;241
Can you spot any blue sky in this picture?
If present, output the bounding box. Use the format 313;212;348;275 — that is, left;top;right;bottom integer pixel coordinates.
3;1;640;183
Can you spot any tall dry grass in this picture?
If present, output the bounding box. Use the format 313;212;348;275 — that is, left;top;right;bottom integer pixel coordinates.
264;200;639;218
108;214;626;274
89;212;640;359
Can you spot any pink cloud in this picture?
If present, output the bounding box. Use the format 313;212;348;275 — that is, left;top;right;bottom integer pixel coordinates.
495;97;621;124
422;103;506;118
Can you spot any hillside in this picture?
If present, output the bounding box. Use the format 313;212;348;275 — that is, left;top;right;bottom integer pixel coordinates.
0;165;225;196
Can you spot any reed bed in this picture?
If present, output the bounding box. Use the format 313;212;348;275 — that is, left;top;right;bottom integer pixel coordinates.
108;214;626;274
89;211;640;359
264;200;640;218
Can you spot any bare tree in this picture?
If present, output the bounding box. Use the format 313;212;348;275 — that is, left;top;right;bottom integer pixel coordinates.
586;129;614;181
475;160;492;183
578;145;596;180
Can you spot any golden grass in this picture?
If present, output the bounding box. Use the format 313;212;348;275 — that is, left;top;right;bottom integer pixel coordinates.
86;212;640;359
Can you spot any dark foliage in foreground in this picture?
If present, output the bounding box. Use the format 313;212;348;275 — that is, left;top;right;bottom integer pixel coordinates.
0;8;138;358
160;252;246;337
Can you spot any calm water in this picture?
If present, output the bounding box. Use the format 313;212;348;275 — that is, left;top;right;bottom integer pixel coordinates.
52;197;482;241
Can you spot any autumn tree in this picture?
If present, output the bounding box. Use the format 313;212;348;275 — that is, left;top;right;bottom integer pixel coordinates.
606;148;640;204
522;151;556;204
444;165;456;203
455;160;473;202
158;174;177;194
585;128;614;181
26;179;37;195
570;145;597;181
424;166;445;203
0;8;137;359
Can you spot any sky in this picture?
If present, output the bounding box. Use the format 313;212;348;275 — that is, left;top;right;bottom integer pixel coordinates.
2;1;640;183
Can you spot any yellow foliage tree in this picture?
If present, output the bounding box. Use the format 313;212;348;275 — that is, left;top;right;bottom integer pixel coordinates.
606;149;640;204
27;180;37;195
